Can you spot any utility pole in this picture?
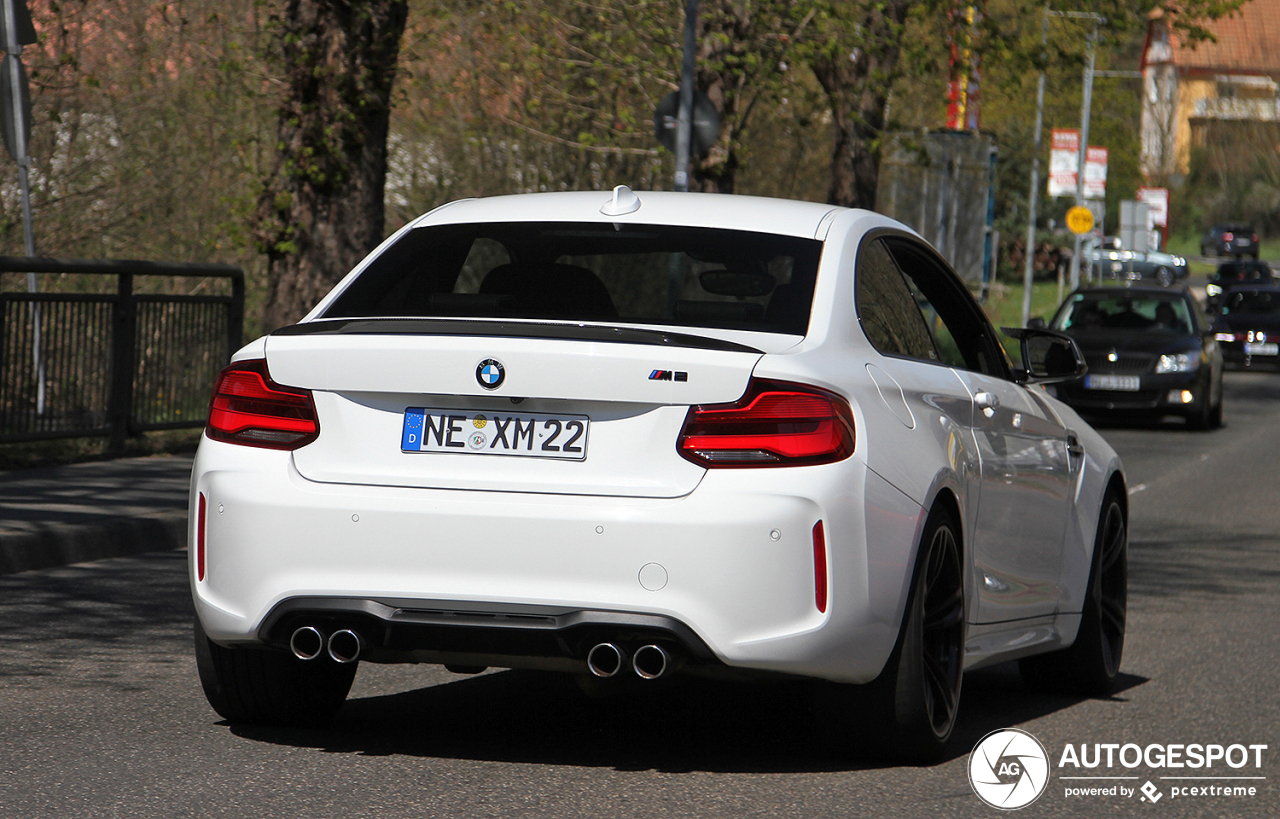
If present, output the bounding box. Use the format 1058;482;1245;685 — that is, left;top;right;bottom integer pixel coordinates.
1065;12;1103;291
2;0;42;413
1021;6;1050;328
1024;9;1106;319
673;0;699;192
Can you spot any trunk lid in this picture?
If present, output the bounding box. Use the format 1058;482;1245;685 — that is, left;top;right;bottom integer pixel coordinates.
265;324;764;498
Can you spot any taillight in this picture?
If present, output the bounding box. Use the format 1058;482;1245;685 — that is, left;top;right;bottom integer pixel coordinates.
677;379;855;467
206;359;319;450
1224;232;1235;243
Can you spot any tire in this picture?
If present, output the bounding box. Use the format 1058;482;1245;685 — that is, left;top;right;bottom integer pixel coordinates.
823;505;965;763
1020;491;1126;695
1187;396;1214;430
1155;266;1174;287
1187;375;1222;430
194;617;357;726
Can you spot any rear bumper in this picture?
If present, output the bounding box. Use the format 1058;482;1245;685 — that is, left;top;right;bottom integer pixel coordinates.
1221;344;1280;369
258;595;727;677
189;437;923;684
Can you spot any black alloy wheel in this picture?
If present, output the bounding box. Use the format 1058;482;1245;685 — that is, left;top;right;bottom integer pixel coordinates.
817;505;965;763
917;521;965;738
1020;491;1127;695
1093;499;1128;679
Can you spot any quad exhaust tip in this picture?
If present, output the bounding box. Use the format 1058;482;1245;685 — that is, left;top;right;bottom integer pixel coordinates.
327;629;362;664
632;644;670;680
289;626;325;661
586;642;625;678
289;626;362;663
586;642;672;679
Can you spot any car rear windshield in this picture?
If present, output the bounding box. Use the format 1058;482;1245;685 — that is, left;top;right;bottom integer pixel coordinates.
321;222;822;336
1054;293;1193;335
1213;262;1271;283
1223;290;1280;315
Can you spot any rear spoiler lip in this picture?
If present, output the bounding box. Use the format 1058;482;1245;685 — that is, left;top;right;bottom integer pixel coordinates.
272;317;767;354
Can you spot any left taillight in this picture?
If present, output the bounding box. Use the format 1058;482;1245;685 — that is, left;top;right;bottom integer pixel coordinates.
205;359;319;450
678;379;855;467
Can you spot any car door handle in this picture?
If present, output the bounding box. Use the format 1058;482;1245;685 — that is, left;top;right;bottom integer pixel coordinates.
1067;433;1085;459
974;392;1000;413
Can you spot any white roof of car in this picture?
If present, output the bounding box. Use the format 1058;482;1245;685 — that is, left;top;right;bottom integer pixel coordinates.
412;188;849;240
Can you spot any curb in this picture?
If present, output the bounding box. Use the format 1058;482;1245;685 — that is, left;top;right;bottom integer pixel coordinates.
0;511;188;576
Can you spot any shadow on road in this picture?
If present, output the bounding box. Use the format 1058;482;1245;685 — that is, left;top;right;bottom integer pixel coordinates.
228;663;1149;774
1129;526;1280;599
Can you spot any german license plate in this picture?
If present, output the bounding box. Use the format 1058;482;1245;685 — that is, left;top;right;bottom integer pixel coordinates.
1245;342;1279;356
402;408;588;460
1084;374;1140;391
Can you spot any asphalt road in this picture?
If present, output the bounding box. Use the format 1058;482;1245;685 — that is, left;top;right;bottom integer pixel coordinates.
2;373;1279;818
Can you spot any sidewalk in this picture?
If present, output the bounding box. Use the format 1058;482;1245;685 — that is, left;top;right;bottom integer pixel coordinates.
0;454;193;575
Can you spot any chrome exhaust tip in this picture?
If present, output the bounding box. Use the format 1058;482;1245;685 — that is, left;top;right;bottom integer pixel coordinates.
586;642;625;678
632;644;670;680
289;626;325;661
327;629;362;664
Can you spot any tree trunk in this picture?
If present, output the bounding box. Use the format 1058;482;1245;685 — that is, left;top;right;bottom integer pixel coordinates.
810;0;910;211
256;0;409;332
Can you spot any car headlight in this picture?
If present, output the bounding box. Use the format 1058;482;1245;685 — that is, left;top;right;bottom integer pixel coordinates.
1155;352;1201;373
1206;284;1222;296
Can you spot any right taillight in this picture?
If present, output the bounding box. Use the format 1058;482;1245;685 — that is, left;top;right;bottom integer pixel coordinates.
678;379;855;467
206;359;319;450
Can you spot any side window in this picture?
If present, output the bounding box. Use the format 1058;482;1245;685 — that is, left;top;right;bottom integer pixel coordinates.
855;239;940;361
883;237;1009;377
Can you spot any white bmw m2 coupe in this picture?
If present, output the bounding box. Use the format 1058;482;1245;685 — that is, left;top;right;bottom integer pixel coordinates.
191;187;1126;760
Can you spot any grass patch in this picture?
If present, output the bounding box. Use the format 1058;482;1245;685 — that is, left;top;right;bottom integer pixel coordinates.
981;280;1070;329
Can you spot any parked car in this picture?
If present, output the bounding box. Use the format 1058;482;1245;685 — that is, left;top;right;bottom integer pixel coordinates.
191;187;1128;761
1205;260;1273;313
1088;242;1189;287
1211;285;1280;369
1044;286;1223;428
1201;223;1260;259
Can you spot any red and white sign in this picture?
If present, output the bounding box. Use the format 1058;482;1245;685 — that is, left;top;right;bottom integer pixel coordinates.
1084;146;1108;201
1136;186;1169;227
1048;129;1079;198
1047;129;1108;200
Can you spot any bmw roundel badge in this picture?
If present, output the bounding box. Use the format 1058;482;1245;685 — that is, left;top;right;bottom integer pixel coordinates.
476;358;505;390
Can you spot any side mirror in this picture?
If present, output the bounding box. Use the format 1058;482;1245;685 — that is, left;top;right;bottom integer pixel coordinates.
1002;326;1087;384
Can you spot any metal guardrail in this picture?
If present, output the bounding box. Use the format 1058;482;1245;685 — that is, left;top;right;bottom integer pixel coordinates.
0;257;244;450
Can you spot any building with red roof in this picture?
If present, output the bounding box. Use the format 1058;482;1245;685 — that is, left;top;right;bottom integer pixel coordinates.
1141;1;1280;180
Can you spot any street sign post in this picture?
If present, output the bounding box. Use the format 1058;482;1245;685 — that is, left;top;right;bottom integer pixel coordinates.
3;0;41;413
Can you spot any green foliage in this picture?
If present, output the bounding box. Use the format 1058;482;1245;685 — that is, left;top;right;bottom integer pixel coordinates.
2;0;1254;338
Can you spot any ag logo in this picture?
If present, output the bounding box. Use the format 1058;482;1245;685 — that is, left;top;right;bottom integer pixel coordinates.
476;359;505;390
968;728;1050;810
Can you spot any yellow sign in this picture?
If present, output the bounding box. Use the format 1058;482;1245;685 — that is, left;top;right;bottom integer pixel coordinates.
1066;206;1094;235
